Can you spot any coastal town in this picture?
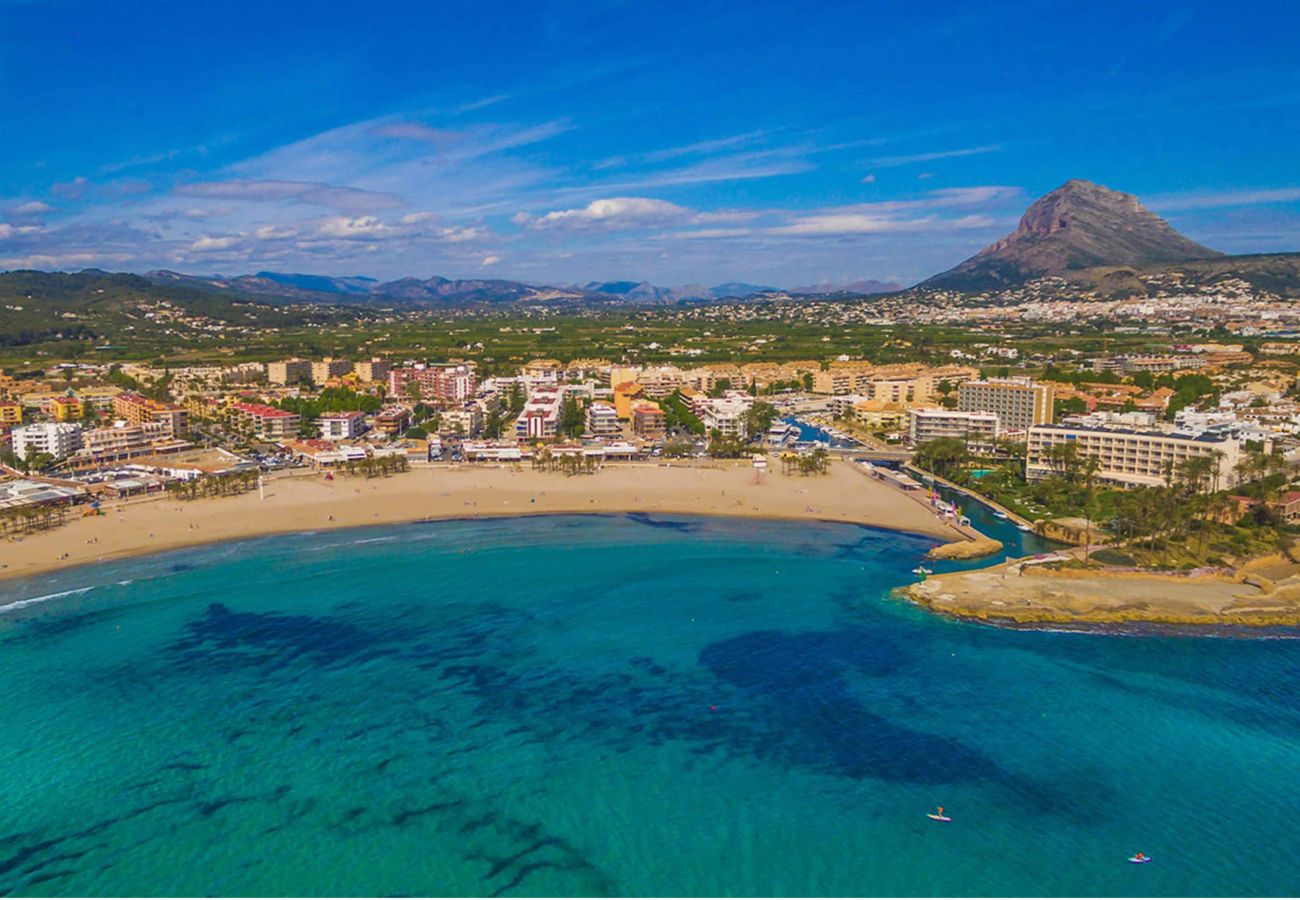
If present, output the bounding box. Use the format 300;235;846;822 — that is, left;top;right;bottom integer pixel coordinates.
4;333;1300;625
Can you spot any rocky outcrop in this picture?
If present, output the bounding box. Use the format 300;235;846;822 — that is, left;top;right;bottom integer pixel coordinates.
927;538;1003;560
921;179;1221;291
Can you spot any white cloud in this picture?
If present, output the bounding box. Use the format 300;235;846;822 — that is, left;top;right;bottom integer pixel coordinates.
191;235;239;251
318;216;392;238
439;225;486;243
481;254;501;266
11;200;53;216
253;224;298;240
861;173;876;184
520;197;752;232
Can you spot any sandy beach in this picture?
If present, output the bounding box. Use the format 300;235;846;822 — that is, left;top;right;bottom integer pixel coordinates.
907;559;1300;628
0;459;965;582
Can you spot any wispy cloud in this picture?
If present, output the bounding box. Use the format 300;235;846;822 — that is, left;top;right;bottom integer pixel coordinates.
868;145;1001;168
665;186;1019;240
175;179;401;214
595;130;769;170
1148;186;1300;211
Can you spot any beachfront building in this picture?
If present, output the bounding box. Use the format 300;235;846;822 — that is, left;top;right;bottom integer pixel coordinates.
438;407;483;437
12;422;83;461
113;393;189;436
1026;424;1244;489
318;411;367;441
957;379;1054;431
907;408;999;448
514;388;564;440
266;358;313;385
461;441;528;462
585;401;620;438
228;402;301;441
0;478;86;513
372;405;412;438
630;401;666;440
701;395;753;438
387;364;478;406
76;422;186;465
0;401;21;425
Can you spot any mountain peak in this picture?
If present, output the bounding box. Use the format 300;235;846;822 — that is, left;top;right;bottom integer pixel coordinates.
921;179;1222;291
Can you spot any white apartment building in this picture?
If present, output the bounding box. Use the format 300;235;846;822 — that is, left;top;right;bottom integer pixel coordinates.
702;396;752;438
12;422;83;460
318;411;367;441
585;401;620;437
957;379;1054;431
438;407;484;437
515;389;565;440
1026;424;1244;489
907;408;999;448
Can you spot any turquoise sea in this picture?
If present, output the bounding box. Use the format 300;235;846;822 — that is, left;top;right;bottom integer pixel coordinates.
1;514;1298;897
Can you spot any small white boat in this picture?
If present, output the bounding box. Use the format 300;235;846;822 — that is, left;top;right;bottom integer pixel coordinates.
1128;854;1152;865
926;813;952;822
993;511;1009;520
1015;523;1032;532
912;566;933;576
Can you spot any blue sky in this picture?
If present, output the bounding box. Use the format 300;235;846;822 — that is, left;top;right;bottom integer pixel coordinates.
1;0;1298;288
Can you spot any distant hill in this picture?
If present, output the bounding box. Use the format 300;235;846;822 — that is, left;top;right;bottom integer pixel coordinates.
789;279;902;296
0;269;334;348
921;179;1222;291
1066;251;1300;299
147;270;783;306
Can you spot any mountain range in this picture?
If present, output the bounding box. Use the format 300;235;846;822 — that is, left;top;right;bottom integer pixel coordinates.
3;180;1298;323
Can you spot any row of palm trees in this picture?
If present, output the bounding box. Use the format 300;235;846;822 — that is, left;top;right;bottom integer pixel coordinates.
0;504;70;536
531;447;600;475
779;448;830;476
163;469;261;501
337;455;410;478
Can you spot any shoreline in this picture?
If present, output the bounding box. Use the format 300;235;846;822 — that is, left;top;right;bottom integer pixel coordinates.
0;460;964;584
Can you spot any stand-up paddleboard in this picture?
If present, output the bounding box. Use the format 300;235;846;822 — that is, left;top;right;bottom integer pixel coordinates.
926;813;952;822
1128;855;1152;864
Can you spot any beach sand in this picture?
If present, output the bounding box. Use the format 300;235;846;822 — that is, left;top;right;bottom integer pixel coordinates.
907;560;1300;627
0;459;963;582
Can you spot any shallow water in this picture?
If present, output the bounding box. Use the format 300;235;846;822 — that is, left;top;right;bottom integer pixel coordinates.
0;515;1296;896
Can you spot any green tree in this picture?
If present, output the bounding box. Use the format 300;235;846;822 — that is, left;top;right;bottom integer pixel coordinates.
913;437;968;479
743;401;778;439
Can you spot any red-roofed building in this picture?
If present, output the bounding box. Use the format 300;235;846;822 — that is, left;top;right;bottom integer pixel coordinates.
1273;491;1300;523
